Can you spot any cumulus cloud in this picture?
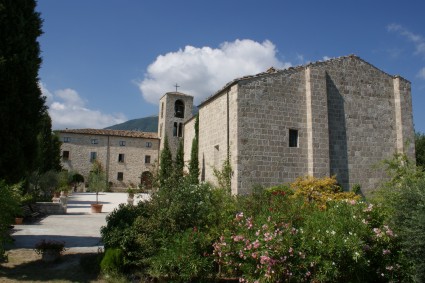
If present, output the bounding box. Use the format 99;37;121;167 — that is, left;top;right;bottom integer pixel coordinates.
40;83;126;130
417;68;425;80
138;39;290;104
387;23;425;57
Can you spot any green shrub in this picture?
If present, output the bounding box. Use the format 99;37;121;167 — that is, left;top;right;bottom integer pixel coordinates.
100;248;124;275
0;181;22;260
213;177;408;282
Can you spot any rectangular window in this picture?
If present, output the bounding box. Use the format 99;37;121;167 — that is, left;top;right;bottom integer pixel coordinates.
90;152;97;162
119;141;126;146
117;172;123;181
173;122;178;136
91;139;98;145
159;123;163;137
62;151;70;160
161;102;164;118
63;137;71;143
145;155;151;164
118;153;125;163
178;123;183;137
289;129;299;148
146;141;152;148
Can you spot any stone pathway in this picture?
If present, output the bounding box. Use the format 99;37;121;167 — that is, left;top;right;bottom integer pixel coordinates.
8;192;148;253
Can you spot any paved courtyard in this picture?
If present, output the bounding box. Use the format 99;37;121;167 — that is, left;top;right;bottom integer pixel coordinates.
8;192;148;253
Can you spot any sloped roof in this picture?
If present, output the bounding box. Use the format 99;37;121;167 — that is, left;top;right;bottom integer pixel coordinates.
198;54;409;108
56;128;158;139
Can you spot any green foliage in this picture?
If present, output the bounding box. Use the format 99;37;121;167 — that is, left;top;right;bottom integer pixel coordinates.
158;135;173;188
100;248;124;275
36;112;62;173
373;153;425;282
0;0;46;183
188;115;200;184
415;131;425;168
173;139;184;183
0;181;23;259
88;160;107;203
213;180;408;282
147;229;212;282
213;158;232;192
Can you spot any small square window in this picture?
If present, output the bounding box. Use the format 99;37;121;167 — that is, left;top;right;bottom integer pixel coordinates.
91;139;98;145
119;141;126;146
145;155;151;164
289;129;299;148
63;137;71;143
118;153;125;163
146;141;152;148
90;152;97;162
62;151;70;160
117;172;123;181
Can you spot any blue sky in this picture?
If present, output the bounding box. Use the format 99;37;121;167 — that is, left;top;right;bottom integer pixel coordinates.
36;0;425;133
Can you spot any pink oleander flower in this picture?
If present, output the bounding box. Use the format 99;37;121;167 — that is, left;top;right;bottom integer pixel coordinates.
364;203;373;212
253;240;261;249
383;249;391;255
251;252;258;259
235;212;244;221
260;255;270;264
288;247;294;255
233;235;244;242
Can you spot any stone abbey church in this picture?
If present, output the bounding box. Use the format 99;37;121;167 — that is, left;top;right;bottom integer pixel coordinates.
58;55;415;195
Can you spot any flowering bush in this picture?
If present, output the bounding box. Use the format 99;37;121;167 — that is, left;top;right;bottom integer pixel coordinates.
213;177;408;282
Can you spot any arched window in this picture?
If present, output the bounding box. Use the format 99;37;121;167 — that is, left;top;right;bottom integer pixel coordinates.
174;100;185;118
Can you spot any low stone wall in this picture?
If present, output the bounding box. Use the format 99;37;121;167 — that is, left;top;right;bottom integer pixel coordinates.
35;202;67;214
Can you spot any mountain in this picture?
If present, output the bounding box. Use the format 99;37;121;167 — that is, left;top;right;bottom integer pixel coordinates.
105;116;158;132
105;106;199;132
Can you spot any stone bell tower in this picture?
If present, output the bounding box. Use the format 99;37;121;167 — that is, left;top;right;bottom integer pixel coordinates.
158;91;194;158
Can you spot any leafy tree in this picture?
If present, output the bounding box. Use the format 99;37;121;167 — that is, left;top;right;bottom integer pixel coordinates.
174;139;184;183
158;135;173;188
0;0;46;183
36;112;62;173
0;181;22;260
88;160;107;203
188;115;199;184
372;153;425;281
416;131;425;168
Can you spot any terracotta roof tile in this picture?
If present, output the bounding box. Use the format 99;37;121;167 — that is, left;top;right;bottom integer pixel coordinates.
56;129;158;139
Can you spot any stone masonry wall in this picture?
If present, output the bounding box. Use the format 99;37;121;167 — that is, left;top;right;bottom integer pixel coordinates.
235;70;309;193
158;92;193;158
60;133;159;189
198;85;239;193
315;56;414;194
183;117;196;173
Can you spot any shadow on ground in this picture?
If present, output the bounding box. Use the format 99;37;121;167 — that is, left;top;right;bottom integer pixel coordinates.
0;249;103;283
6;235;102;249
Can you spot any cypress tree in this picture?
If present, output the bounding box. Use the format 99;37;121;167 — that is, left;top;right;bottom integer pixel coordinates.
0;0;46;183
174;139;184;183
188;115;199;184
37;112;62;173
159;135;173;188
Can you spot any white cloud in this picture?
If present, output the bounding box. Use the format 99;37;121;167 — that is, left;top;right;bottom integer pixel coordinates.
40;83;126;130
387;23;425;57
323;56;331;61
138;39;291;105
417;68;425;80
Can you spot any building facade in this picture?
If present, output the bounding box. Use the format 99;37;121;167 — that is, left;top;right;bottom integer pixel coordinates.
181;55;415;196
57;55;415;195
57;129;159;189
